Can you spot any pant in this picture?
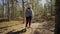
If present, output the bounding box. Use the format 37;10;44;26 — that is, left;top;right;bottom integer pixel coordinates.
26;16;32;27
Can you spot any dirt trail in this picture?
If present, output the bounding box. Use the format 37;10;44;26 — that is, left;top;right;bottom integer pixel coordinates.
24;21;54;34
0;21;54;34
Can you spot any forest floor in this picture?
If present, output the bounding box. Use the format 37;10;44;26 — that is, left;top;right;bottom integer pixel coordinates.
0;19;55;34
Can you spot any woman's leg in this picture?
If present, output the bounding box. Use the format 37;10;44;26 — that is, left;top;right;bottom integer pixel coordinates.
29;16;32;27
25;17;29;27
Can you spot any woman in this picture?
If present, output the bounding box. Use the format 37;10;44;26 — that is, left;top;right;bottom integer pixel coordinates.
25;7;34;28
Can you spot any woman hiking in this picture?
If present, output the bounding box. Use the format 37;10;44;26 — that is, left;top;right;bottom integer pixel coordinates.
25;7;34;28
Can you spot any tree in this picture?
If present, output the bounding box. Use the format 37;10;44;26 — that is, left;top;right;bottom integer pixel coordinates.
0;4;2;17
11;0;14;19
2;0;4;18
52;0;55;16
7;0;10;20
51;0;52;16
30;0;40;16
55;0;60;34
30;0;34;9
44;4;47;16
22;0;25;23
14;0;18;18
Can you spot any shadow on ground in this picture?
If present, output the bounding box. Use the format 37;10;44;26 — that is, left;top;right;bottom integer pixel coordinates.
7;28;27;34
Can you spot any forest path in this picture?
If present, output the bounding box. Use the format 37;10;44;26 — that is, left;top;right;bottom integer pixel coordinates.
0;21;54;34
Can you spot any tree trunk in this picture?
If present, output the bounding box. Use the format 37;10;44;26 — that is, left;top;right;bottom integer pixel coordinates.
51;0;52;16
55;0;60;34
22;0;25;23
7;0;10;20
11;0;14;19
2;0;4;18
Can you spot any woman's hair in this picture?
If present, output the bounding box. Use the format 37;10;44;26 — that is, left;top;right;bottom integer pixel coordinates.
27;7;31;9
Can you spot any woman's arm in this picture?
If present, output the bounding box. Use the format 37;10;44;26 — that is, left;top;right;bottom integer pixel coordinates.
32;10;34;17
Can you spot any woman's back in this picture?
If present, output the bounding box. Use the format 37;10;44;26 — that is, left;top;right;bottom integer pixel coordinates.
26;9;32;17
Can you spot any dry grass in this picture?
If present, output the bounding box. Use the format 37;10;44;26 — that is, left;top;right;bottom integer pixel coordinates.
0;21;23;28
